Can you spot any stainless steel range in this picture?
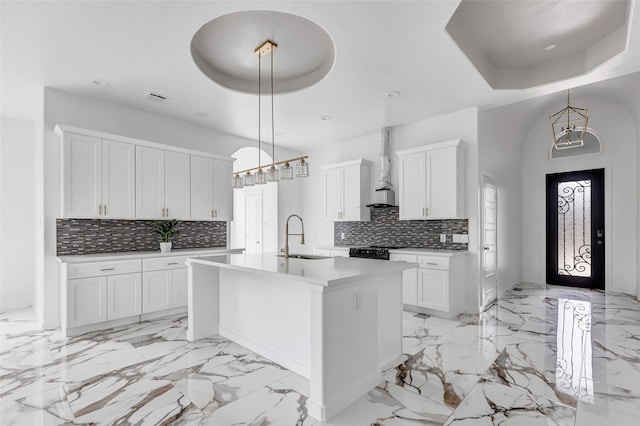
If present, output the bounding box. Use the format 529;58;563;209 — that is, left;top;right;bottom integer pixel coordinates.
348;246;406;260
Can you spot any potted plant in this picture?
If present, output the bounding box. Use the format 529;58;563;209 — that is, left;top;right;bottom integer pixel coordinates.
154;219;179;253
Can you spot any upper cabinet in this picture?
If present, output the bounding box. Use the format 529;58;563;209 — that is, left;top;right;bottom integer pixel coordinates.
191;156;232;221
322;159;371;222
396;139;464;220
56;125;233;221
62;133;135;219
136;147;191;220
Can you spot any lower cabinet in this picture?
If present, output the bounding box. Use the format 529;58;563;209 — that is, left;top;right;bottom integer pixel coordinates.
142;267;188;313
313;247;350;257
67;276;108;328
416;268;449;311
389;252;466;319
68;272;141;328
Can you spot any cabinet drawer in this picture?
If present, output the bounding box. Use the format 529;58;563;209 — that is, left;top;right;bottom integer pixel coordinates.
67;259;141;279
417;256;449;270
389;254;418;263
143;256;190;271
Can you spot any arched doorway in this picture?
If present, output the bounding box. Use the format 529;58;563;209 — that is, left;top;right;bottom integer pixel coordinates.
230;147;278;254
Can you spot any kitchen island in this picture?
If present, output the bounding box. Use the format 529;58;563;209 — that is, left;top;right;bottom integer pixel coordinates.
186;253;416;421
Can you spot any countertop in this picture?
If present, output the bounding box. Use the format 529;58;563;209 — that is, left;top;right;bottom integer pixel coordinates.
314;245;468;257
57;247;244;263
187;253;417;286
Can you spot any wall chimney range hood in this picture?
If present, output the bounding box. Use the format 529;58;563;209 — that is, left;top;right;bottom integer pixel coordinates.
366;127;397;208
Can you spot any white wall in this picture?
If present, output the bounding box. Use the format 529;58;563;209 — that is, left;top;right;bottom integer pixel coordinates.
0;117;37;311
522;96;638;295
40;88;302;328
302;107;481;312
478;106;526;295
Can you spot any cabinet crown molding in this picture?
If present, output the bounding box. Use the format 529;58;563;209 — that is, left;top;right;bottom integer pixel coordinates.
54;124;232;162
321;158;372;170
395;139;463;157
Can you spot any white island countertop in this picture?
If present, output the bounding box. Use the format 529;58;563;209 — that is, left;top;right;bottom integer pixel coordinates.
187;252;417;287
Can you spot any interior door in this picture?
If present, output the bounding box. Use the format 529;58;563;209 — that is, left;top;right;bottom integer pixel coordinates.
546;169;605;289
481;175;497;310
245;191;263;254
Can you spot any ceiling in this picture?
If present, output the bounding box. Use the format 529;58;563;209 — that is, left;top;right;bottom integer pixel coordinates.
2;1;639;151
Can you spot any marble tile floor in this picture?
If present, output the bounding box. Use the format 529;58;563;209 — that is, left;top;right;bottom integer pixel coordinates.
1;282;639;425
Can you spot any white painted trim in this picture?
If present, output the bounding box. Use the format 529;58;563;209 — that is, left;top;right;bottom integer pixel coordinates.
307;370;381;422
321;158;372;170
395;138;462;156
219;326;310;379
54;124;233;162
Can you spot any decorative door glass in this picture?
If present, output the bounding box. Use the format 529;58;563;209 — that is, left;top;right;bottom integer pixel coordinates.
557;180;591;277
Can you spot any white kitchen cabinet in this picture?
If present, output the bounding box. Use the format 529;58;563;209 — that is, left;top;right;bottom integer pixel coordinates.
173;268;189;307
396;139;464;220
136;147;190;220
66;261;142;328
389;254;418;305
62;133;135;218
142;270;173;313
107;273;142;320
390;251;466;319
322;159;371;222
142;256;190;313
417;268;449;311
191;156;232;221
67;276;108;328
212;159;233;221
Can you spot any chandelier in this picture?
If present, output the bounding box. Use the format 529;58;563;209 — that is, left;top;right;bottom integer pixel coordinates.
232;40;309;189
549;89;589;150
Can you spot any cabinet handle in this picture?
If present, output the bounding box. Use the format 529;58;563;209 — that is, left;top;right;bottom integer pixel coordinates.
214;210;217;218
167;262;179;265
426;262;438;266
100;267;115;271
103;204;107;216
166;208;169;217
211;210;214;219
422;208;425;216
98;204;103;215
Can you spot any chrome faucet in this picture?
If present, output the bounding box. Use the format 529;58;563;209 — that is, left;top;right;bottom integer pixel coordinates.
284;214;305;258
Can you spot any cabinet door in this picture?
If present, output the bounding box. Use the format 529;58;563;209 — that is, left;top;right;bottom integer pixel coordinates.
402;268;418;305
331;249;350;257
416;268;449;311
324;167;343;221
107;273;141;320
136;146;165;219
68;277;108;327
190;155;214;220
341;164;361;221
142;270;173;313
398;152;426;220
102;139;135;218
63;133;102;218
212;159;233;221
172;268;188;308
165;151;191;220
426;147;457;218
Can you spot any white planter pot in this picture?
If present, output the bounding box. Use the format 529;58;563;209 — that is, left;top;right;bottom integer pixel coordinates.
160;242;172;253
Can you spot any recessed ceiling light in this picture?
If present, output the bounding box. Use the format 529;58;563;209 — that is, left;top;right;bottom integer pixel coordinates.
93;79;109;87
195;111;207;117
388;90;401;97
544;44;556;51
321;115;332;121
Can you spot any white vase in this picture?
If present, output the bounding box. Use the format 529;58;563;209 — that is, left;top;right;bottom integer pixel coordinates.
160;242;172;253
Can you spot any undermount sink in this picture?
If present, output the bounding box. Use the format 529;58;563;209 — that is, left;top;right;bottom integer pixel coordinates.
276;254;332;260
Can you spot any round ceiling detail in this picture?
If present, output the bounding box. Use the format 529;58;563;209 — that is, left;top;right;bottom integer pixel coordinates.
191;11;335;94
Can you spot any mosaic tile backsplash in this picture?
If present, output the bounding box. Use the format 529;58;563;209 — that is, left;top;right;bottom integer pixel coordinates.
57;219;227;255
334;207;468;249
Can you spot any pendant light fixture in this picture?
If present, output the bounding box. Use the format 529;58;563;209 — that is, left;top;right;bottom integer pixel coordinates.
549;89;589;150
232;40;309;189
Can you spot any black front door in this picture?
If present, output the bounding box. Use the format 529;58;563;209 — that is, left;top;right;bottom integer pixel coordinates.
546;169;605;289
